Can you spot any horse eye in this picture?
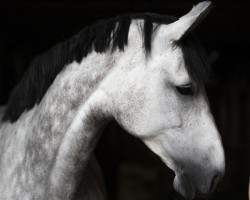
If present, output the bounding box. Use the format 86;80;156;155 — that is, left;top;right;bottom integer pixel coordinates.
175;84;195;96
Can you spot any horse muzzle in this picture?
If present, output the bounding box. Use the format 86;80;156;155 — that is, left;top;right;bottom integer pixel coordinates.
173;169;224;199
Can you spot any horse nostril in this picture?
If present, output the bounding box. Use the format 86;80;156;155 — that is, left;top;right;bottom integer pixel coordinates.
209;174;220;193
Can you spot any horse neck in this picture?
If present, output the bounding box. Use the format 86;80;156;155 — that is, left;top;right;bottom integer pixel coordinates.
36;50;115;135
25;51;116;198
0;21;142;198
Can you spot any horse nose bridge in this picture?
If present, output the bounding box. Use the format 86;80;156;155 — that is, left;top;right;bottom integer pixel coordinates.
208;132;225;172
200;140;225;180
197;114;225;168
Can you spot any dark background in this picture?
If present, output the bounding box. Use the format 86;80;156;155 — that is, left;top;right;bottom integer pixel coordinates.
0;0;249;199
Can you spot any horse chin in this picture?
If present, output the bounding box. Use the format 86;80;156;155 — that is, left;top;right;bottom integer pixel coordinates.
173;174;194;199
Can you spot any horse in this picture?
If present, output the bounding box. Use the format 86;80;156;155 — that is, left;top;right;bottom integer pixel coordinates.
0;1;225;199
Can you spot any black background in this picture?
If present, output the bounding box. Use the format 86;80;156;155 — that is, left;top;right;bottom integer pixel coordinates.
0;0;249;199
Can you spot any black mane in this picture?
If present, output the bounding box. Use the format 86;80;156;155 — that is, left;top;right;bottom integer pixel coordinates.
2;13;210;122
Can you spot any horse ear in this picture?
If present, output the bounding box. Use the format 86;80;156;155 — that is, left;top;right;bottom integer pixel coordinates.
161;1;214;41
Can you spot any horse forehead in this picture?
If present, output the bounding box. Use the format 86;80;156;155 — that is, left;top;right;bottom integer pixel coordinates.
153;46;190;84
